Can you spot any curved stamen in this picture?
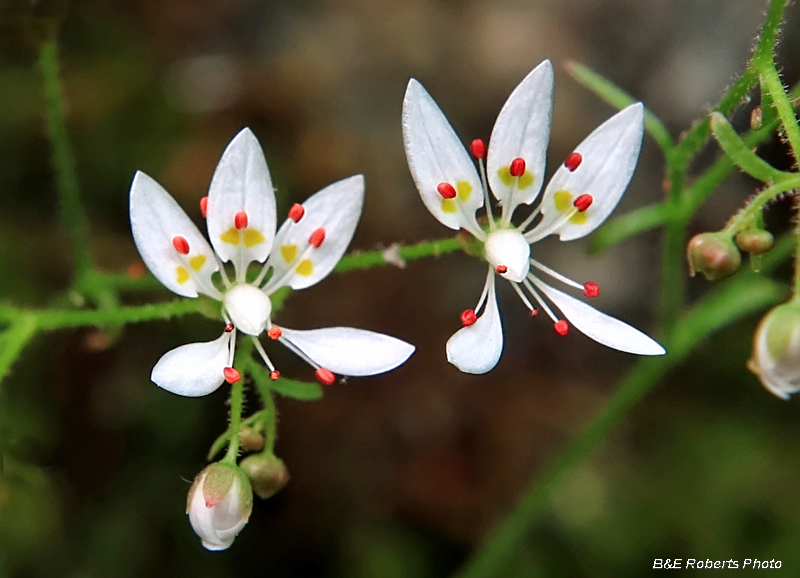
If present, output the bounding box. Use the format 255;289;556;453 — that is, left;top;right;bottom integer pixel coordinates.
278;335;320;370
252;336;277;372
529;258;583;291
522;277;558;322
509;281;536;313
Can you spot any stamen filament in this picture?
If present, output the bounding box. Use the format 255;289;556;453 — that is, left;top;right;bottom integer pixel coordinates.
529;258;583;290
475;267;495;313
252;336;277;372
516;204;542;233
278;335;321;370
522;277;558;322
510;281;536;312
524;205;581;244
227;328;237;366
478;158;495;231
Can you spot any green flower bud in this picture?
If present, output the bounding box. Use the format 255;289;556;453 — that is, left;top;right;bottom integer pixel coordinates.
239;453;290;499
239;427;265;452
687;232;741;280
735;230;774;255
748;302;800;399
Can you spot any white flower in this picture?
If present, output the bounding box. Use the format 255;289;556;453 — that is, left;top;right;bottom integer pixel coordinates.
402;60;665;374
130;128;415;395
187;462;252;551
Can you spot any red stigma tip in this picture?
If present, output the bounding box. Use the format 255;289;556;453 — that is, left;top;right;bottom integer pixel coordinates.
172;236;190;255
224;323;234;332
461;309;478;327
583;282;600;298
437;182;457;199
565;152;582;171
471;139;486;159
529;308;539;317
267;326;282;340
223;367;241;384
288;203;305;222
309;227;326;248
199;196;209;218
573;194;593;212
315;368;336;386
495;265;508;274
270;370;280;381
554;320;569;336
510;158;526;177
234;211;249;229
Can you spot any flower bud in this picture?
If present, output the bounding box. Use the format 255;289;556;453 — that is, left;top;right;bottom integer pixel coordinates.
186;462;253;551
687;232;741;280
239;427;265;452
239;453;290;499
735;230;774;255
748;302;800;399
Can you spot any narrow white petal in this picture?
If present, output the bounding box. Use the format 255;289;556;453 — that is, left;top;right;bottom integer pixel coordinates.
206;128;277;281
402;79;483;233
280;326;415;376
487;60;553;219
151;333;233;397
446;275;503;374
530;103;644;242
130;172;220;298
263;175;364;292
534;279;665;355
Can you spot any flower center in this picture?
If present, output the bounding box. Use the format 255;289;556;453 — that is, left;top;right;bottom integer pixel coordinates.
484;229;530;282
223;284;272;336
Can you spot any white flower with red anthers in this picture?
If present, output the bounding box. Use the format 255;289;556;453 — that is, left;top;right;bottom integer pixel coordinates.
130;128;415;395
402;60;665;374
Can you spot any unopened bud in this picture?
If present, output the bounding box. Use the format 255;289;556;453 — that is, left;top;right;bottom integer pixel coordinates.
239;453;290;499
687;232;741;280
735;229;774;255
750;106;763;130
748;302;800;399
239;427;265;452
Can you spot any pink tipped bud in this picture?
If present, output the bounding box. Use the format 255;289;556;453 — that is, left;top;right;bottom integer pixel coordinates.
288;203;305;222
583;282;600;298
186;463;253;551
510;158;526;177
565;152;582;171
315;368;336;386
554;320;569;336
437;182;457;199
471;139;486;159
735;230;774;255
461;309;478;327
687;232;741;281
573;194;593;212
223;367;241;384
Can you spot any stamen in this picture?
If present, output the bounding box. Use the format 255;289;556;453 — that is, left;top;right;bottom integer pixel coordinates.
224;323;234;332
437;182;457;199
471;139;486;159
234;211;249;229
564;152;582;171
495;265;508;274
510;158;526;177
267;326;282;340
288;203;305;222
252;337;277;372
270;370;280;381
529;258;583;291
510;282;536;313
573;194;593;212
315;368;336;386
478;157;496;231
172;236;190;255
530;309;539;317
309;227;326;248
553;320;569;336
584;282;600;298
461;309;478;327
223;367;241;384
278;336;320;370
522;278;559;322
200;196;209;218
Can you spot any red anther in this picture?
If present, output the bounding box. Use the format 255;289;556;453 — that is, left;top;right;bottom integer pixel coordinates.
437;182;457;199
269;370;280;381
288;203;305;222
554;320;569;336
529;308;539;317
309;227;326;248
224;323;234;332
127;261;146;279
573;194;593;212
461;309;478;327
583;282;600;298
172;236;190;255
495;265;508;274
234;211;249;229
510;158;526;177
223;367;241;384
267;326;282;340
315;367;336;386
565;152;582;171
471;139;486;159
199;196;209;218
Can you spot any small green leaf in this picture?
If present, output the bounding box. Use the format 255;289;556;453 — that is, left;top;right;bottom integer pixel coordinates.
270;377;323;401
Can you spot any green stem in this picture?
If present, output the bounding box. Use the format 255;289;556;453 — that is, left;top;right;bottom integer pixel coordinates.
0;316;38;393
723;176;800;236
760;64;800;162
223;341;253;465
335;237;460;273
39;33;92;280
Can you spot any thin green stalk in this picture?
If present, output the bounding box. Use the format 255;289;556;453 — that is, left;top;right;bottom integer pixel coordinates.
39;34;92;280
335;238;460;273
723;176;800;235
222;341;253;465
0;316;38;392
760;65;800;162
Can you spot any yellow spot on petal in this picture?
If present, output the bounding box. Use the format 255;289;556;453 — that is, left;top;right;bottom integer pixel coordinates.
441;199;456;213
176;266;190;284
243;228;265;248
296;259;313;276
189;255;206;271
281;244;298;263
570;211;588;225
220;228;240;245
518;171;534;190
456;181;472;201
498;166;513;186
554;190;572;212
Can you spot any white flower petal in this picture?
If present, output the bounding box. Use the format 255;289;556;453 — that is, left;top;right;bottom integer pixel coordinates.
187;472;249;551
402;79;483;235
151;333;233;396
263;175;364;292
446;274;503;374
280;326;415;376
530;103;644;242
206;128;277;282
487;60;554;220
130;171;220;299
533;278;665;355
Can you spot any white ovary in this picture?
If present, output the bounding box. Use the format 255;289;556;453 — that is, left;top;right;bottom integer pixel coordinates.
484;229;531;282
223;284;272;336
